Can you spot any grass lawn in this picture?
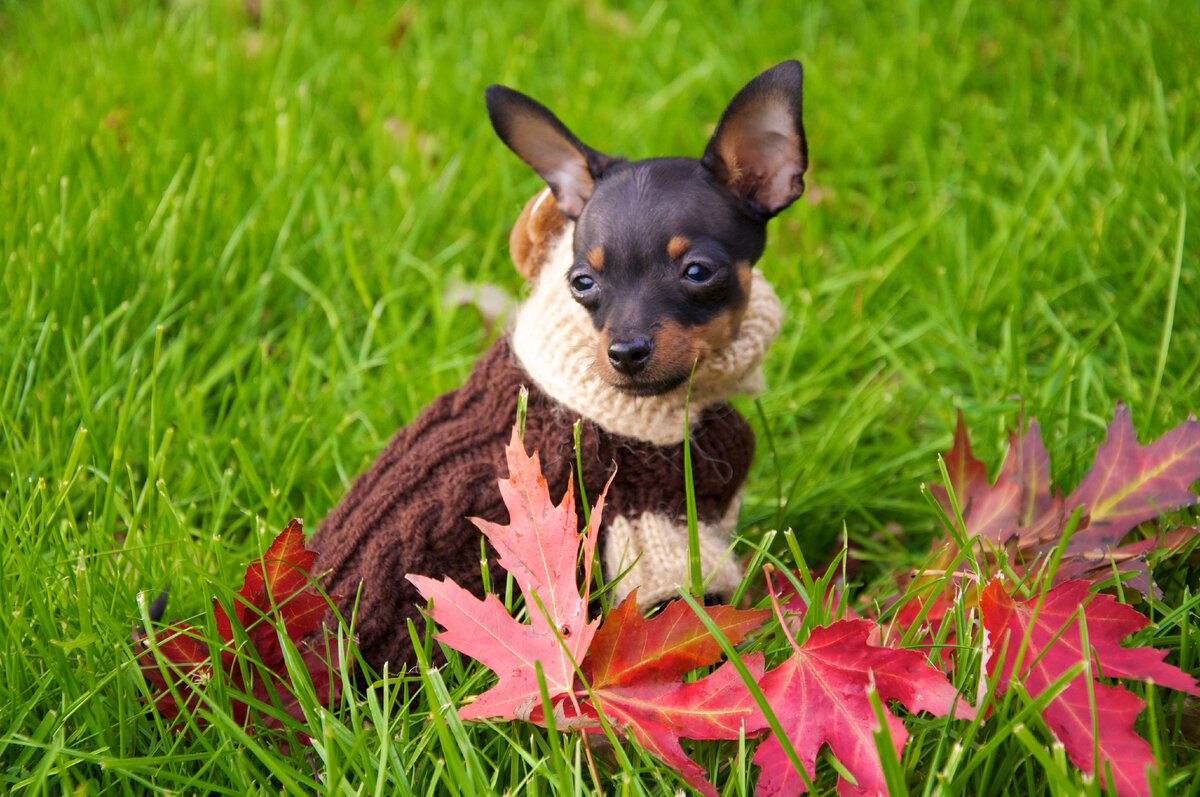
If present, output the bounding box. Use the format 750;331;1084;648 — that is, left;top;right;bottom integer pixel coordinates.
2;0;1198;794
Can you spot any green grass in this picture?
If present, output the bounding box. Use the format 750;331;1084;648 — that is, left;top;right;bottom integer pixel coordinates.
2;0;1198;793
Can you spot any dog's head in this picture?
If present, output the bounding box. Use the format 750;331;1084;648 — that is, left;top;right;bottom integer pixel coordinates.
488;61;806;397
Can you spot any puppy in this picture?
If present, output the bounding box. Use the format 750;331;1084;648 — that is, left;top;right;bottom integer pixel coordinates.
311;61;808;673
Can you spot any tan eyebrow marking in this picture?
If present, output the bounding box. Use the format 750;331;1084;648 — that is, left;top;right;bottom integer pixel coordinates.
667;236;690;259
586;246;605;270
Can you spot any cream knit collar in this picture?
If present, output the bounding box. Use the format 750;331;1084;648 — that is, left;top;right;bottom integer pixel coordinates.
510;226;782;446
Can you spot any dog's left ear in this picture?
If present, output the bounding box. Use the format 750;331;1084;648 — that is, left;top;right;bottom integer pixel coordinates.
486;85;621;219
701;60;808;219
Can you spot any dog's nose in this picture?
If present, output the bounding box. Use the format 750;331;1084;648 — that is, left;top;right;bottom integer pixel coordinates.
608;337;653;376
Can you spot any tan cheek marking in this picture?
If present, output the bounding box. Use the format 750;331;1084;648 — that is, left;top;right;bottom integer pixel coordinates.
586;246;605;270
653;320;700;374
661;261;754;367
510;209;534;276
694;312;740;353
667;236;691;260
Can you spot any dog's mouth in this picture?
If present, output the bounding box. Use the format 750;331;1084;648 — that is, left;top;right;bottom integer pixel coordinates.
602;371;692;397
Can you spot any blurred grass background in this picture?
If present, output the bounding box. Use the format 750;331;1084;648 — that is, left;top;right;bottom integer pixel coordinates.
1;0;1197;793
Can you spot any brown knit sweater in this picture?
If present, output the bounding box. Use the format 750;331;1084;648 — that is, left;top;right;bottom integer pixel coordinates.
310;336;753;672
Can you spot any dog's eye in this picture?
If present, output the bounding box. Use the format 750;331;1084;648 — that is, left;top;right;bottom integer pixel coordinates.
683;263;714;283
570;275;596;294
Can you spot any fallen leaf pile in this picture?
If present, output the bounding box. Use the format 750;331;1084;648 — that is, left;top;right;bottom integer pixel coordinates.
137;408;1200;795
925;405;1199;603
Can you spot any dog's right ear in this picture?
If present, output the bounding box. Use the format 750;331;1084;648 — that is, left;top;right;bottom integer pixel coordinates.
486;85;620;219
701;60;808;220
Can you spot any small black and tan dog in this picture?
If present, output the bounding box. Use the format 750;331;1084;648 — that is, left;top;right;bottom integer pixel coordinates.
311;61;809;672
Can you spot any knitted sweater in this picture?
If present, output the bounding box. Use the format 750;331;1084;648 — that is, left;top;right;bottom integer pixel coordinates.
312;191;782;672
310;337;754;671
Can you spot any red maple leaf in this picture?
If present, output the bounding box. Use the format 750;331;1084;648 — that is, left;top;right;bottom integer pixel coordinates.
409;428;609;721
980;577;1200;796
1011;407;1200;598
752;582;976;797
1064;404;1200;549
580;593;769;796
586;591;767;690
930;412;1025;542
1047;526;1198;596
135;622;213;720
214;520;330;668
135;519;340;737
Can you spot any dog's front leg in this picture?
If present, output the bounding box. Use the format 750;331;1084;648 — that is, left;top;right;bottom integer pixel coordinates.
602;494;744;609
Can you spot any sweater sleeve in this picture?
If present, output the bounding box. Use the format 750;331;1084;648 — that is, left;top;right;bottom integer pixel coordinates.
309;341;529;671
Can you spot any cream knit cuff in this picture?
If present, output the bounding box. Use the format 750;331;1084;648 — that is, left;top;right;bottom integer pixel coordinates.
603;496;745;608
